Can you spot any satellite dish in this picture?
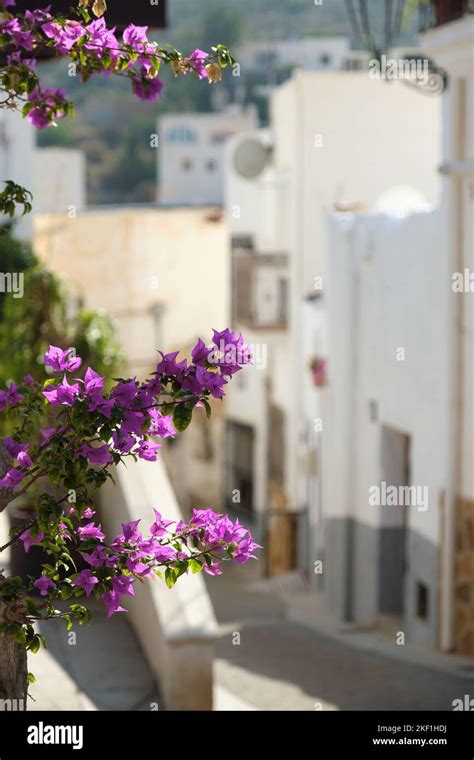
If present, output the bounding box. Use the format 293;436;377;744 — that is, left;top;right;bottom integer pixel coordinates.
233;138;272;180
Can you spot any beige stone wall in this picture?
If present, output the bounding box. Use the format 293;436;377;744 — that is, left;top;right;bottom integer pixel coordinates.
33;207;230;377
33;205;230;517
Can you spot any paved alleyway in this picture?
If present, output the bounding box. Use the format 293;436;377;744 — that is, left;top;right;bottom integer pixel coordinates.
205;564;474;711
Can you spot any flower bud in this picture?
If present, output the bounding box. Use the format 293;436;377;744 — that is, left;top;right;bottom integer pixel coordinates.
205;63;222;84
92;0;107;17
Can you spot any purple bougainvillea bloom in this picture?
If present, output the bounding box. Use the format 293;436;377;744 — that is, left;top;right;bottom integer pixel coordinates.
121;410;145;436
148;409;176;438
195;365;227;398
0;468;25;488
112;429;136;454
83;367;105;395
84;17;119;59
204;562;223;576
0;383;22;410
81;545;108;568
102;590;126;618
87;393;115;418
2;437;32;468
112;380;137;407
120;520;142;543
77;443;113;466
34;575;55;596
72;569;99;597
135;439;161;462
111;575;135;597
181;373;204;396
187;48;208;79
26;87;68;129
40;427;56;441
150;508;174;537
153;545;177;563
77;522;106;542
131;73;164;102
42;20;85;54
43;376;80;406
44;345;82;373
20;530;45;553
156;351;187;377
191;338;212;366
23;374;36;386
122;23;148;47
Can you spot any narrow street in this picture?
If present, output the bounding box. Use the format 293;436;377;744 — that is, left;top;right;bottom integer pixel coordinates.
206;564;474;711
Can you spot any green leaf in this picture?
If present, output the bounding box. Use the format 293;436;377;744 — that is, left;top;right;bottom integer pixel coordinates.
28;635;41;654
164;568;176;589
172;403;193;432
27;672;36;685
202;398;212;419
189;558;203;574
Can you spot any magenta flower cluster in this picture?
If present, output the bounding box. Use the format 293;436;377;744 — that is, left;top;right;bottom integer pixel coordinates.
0;2;224;129
0;330;258;619
33;507;260;617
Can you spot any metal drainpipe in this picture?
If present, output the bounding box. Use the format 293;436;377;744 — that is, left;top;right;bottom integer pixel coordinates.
440;76;467;652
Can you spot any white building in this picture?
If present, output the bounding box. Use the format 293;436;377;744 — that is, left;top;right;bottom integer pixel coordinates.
319;7;474;655
323;206;445;648
224;70;442;582
33;147;86;215
0;110;35;240
0;110;85;239
157;105;257;207
235;37;352;75
420;9;474;655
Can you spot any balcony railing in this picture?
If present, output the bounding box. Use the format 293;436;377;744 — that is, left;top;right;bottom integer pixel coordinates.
419;0;474;31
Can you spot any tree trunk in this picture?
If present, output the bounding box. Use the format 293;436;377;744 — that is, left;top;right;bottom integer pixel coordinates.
0;442;28;709
0;577;28;709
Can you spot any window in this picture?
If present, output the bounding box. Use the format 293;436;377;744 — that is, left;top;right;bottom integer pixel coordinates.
225;422;254;512
278;278;288;324
320;52;332;67
210;130;236;144
181;158;193;172
167;126;197;144
206;158;217;172
416;582;429;620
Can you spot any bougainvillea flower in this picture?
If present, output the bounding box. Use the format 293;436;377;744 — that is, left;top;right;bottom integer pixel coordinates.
131;72;164;102
102;590;126;618
72;569;99;597
20;530;45;553
77;443;113;465
0;468;25;488
34;575;56;596
135;439;161;462
122;24;148;47
77;523;106;542
0;383;23;410
83;367;105;395
44;345;82;372
155;351;187;377
148;410;176;438
43;376;80;406
187;48;208;79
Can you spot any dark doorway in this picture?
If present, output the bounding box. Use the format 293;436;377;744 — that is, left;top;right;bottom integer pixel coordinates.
225;421;255;513
378;425;411;616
